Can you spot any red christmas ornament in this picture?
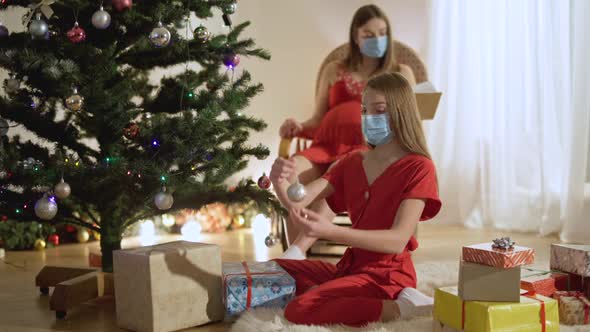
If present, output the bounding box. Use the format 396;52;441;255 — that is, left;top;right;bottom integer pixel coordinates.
47;234;59;246
67;22;86;43
1;215;7;222
112;0;132;11
257;173;271;189
123;123;140;139
65;225;76;233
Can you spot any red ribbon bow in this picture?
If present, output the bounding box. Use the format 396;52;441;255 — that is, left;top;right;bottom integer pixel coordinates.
242;261;253;310
223;262;284;311
522;291;547;332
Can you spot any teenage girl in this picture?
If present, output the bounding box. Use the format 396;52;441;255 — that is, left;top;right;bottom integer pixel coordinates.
270;72;440;326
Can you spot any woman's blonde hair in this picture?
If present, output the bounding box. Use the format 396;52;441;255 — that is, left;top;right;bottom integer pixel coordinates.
345;4;398;75
365;72;431;159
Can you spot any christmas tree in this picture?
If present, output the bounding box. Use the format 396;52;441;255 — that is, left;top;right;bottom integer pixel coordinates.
0;0;282;271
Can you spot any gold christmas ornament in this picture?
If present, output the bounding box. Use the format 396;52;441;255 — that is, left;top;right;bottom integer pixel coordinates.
77;228;90;243
65;87;84;111
34;239;46;250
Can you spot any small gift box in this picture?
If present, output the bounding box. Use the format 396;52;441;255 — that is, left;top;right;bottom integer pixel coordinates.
553;291;590;325
550;244;590;277
520;269;570;297
459;261;521;302
462;238;535;269
113;241;223;332
434;286;559;332
223;261;295;318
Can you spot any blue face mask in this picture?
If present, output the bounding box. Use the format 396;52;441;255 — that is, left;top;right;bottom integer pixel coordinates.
362;113;393;146
360;36;388;58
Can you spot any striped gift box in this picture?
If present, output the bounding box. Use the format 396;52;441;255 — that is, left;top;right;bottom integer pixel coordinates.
462;243;535;268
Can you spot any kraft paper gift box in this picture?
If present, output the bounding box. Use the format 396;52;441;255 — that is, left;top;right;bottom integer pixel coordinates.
458;261;521;302
550;244;590;277
553;291;590;325
223;261;295;318
462;243;535;269
433;286;559;332
113;241;223;332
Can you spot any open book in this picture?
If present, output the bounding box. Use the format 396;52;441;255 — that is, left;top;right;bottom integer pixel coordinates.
414;81;442;120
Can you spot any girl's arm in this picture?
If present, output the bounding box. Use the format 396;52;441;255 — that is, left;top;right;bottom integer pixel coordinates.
269;158;335;210
291;198;425;254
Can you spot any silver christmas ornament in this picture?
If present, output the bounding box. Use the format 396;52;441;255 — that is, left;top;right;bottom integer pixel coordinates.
154;186;173;210
264;234;278;247
21;157;42;170
4;73;20;94
35;194;58;220
193;25;210;43
29;13;49;40
91;6;111;29
54;178;71;199
149;21;171;48
222;2;237;15
287;181;307;202
65;87;84;111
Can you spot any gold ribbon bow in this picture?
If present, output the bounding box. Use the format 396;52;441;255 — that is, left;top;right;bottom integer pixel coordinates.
22;0;55;27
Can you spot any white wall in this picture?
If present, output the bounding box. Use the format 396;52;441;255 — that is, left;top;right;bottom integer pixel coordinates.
0;1;431;183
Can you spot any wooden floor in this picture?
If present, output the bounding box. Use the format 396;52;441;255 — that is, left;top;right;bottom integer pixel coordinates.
0;223;559;332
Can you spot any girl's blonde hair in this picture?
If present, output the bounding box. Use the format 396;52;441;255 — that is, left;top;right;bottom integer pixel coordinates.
345;4;398;75
365;72;432;159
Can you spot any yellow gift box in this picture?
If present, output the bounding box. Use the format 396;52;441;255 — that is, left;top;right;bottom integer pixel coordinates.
434;286;559;332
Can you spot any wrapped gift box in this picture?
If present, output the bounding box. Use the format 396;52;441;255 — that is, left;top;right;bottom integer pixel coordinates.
434;286;559;332
550;244;590;277
113;241;223;332
553;291;590;325
432;320;461;332
459;261;521;302
522;268;590;298
223;261;295;318
569;273;590;298
520;270;570;297
462;243;534;269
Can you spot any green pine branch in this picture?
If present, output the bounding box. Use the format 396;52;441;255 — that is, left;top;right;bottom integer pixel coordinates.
0;97;99;162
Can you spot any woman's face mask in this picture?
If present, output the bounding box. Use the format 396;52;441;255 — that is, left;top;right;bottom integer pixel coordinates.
361;87;394;146
360;36;388;58
357;18;389;58
362;113;393;146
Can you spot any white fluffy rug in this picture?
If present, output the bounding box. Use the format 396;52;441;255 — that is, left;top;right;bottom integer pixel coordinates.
230;262;590;332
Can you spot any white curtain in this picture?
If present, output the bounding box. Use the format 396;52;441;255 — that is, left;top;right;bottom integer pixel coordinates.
426;0;590;242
